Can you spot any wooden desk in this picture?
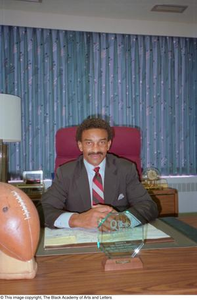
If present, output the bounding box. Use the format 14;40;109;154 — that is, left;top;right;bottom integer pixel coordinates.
0;216;197;295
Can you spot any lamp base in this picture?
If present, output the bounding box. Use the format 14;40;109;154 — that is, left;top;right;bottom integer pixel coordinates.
0;140;8;182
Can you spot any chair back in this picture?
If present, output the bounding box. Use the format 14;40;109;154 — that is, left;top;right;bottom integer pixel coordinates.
55;126;141;177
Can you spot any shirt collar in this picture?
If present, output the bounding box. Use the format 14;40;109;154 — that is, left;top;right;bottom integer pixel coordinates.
83;157;106;174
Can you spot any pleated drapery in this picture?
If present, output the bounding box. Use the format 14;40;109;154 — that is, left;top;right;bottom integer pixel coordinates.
0;26;197;178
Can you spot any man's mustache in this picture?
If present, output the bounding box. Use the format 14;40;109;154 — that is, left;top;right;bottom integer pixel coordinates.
88;152;103;156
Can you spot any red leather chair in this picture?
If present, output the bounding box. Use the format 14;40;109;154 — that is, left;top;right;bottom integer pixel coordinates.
55;126;142;178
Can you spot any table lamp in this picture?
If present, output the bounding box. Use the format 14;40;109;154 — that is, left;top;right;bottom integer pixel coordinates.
0;94;21;182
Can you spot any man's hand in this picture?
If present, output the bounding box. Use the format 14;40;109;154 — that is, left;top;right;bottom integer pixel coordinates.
69;205;116;229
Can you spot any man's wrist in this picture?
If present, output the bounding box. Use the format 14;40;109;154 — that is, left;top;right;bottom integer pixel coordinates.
69;213;79;228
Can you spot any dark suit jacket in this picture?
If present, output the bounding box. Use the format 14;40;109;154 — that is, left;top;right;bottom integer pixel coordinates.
41;154;158;228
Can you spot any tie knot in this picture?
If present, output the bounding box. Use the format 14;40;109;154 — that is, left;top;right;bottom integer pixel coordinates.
94;167;100;174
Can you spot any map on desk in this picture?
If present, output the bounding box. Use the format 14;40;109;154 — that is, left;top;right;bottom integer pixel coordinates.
44;223;171;250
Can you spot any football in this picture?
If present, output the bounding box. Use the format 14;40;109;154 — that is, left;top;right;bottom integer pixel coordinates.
0;182;40;261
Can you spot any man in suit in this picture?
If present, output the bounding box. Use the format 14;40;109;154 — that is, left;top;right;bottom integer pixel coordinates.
42;118;158;229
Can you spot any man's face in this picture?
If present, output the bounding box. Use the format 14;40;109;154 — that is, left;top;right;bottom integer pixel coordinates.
78;128;111;166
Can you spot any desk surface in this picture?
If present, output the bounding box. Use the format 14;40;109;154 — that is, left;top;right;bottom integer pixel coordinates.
1;215;197;295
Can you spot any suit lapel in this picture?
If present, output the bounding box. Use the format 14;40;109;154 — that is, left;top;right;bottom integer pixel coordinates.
75;157;91;210
104;155;119;204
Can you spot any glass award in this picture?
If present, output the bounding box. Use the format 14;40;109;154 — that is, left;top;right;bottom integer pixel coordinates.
97;211;144;271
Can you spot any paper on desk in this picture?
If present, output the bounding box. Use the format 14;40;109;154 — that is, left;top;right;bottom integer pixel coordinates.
45;227;98;247
44;224;170;248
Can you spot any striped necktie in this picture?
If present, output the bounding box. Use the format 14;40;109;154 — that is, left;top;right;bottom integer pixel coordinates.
92;167;104;205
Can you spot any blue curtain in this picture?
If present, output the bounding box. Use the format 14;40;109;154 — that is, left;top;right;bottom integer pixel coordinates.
0;26;197;178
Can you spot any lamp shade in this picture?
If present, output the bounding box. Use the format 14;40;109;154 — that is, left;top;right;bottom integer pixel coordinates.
0;94;21;142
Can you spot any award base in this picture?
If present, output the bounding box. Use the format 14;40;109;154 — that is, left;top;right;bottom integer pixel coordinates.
102;256;143;271
0;250;37;280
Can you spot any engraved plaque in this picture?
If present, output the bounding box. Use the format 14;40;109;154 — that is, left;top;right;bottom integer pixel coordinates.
97;211;144;271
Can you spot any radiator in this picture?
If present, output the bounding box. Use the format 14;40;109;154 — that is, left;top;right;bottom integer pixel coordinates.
162;176;197;213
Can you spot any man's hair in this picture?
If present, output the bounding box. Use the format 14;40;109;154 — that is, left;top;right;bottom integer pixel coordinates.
76;118;113;142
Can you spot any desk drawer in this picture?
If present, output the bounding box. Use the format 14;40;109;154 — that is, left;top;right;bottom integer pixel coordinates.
148;188;178;217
